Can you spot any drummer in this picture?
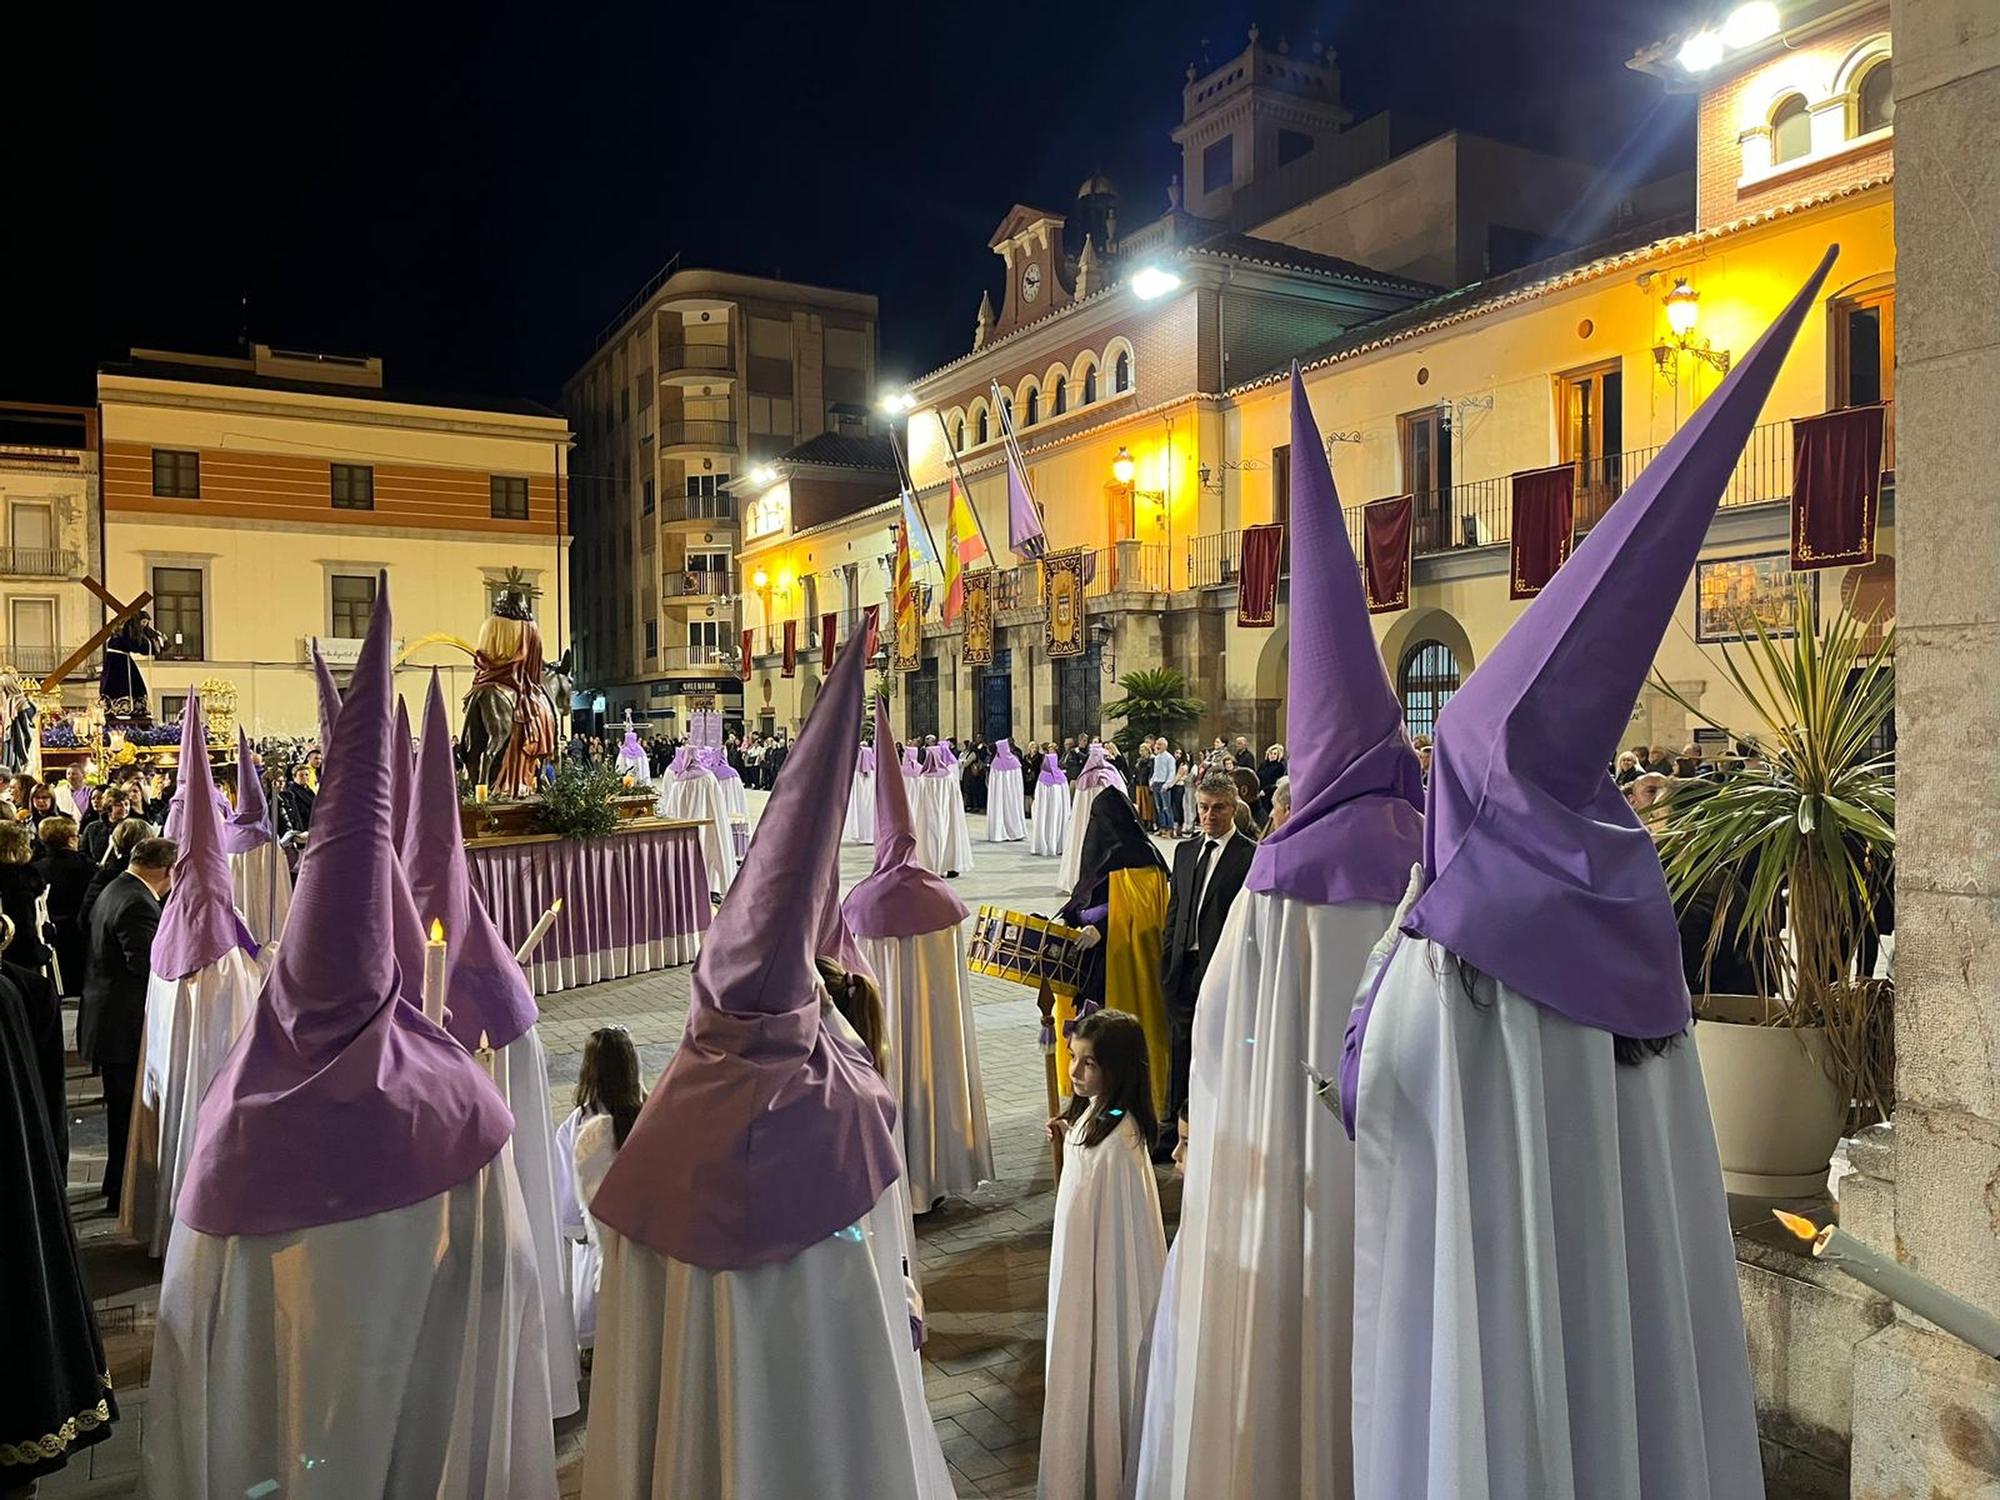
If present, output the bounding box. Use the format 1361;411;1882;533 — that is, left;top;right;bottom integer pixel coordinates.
1055;791;1171;1126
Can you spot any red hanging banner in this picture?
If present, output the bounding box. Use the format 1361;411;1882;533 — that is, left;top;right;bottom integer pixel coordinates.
1237;524;1284;627
782;619;797;678
862;603;881;661
820;611;837;670
1791;404;1884;571
738;629;753;682
1362;495;1414;614
1510;464;1576;600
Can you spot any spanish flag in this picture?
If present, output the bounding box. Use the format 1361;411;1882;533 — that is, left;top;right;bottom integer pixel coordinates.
940;479;988;623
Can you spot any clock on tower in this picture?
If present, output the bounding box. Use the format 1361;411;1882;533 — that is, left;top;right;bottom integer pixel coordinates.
1022;263;1042;303
986;205;1070;337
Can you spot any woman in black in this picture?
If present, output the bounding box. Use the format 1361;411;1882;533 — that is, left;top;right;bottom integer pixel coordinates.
0;821;49;975
31;816;93;998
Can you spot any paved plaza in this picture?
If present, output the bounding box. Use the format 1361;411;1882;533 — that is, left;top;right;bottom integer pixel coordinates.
49;797;1179;1498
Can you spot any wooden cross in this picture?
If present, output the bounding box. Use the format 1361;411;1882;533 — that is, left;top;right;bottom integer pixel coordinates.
40;578;152;693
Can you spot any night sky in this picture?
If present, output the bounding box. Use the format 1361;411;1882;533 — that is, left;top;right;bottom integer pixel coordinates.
10;0;1697;410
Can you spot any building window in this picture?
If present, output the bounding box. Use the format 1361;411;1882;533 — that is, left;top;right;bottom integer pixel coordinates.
151;565;205;659
1833;288;1895;410
688;619;727;659
1399;407;1454;553
152;449;200;498
1052;375;1068;416
976;408;990;446
1556;360;1624;530
1771;94;1811;165
687;472;734;520
644;618;658;657
330;463;375;510
1203;136;1233;192
1024;387;1040;425
1856;61;1894;135
491;475;530;520
642;477;656;516
954;420;966;453
1399;639;1461;741
329;573;377;638
1277;128;1314;168
1113;350;1131;394
1082;365;1098;404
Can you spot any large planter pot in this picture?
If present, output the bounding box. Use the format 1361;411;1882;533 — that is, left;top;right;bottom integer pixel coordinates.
1694;993;1847;1197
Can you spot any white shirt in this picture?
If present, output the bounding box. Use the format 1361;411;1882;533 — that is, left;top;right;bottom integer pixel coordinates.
1151;750;1177;787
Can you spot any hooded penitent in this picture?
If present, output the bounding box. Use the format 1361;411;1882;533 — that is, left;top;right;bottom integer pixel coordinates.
405;670;540;1053
590;632;902;1269
311;639;341;754
151;695;256;980
1396;245;1841;1041
846;697;970;942
175;576;513;1236
1248;366;1425;907
990;738;1021;772
1075;743;1124;793
221;725;273;856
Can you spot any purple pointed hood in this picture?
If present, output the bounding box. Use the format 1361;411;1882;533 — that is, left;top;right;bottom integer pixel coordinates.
311;639;341;752
671;744;707;780
406;671;539;1052
1075;743;1126;793
1249;367;1425;907
1401;245;1839;1038
920;744;955;777
152;694;257;980
900;744;922;775
844;697;969;940
592;632;901;1270
858;743;876;775
221;725;273;855
990;738;1021;771
390;695;415;835
1038;757;1068;787
178;574;513;1237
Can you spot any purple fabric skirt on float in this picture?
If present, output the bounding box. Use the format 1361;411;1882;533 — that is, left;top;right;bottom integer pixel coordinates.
468;826;712;994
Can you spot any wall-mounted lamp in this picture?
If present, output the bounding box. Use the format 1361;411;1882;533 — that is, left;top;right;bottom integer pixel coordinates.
1652;278;1731;375
1111;446;1137;486
751;568;770;590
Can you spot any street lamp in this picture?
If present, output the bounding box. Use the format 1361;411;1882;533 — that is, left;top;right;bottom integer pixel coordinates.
1665;279;1701;338
1131;266;1182;301
877;390;916;415
1111;446;1137;486
1677;30;1724;72
751;568;769;590
1652;276;1731;375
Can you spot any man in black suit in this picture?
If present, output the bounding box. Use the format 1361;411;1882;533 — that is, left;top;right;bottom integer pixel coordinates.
1159;770;1255;1141
79;835;175;1214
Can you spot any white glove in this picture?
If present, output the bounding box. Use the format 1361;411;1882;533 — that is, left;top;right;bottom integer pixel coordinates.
1075;925;1102;951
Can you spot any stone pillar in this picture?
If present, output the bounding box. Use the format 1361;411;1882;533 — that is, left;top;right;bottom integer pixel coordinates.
1856;0;2000;1488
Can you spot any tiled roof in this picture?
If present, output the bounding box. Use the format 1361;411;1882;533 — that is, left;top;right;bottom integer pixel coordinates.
778;431;897;473
1188;232;1442;296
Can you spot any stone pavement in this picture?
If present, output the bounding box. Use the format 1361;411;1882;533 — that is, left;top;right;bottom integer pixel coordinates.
45;795;1182;1498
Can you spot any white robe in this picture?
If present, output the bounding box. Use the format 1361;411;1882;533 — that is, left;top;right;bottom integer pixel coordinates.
132;949;263;1258
230;839;294;951
580;1187;953;1499
715;770;748;822
917;775;974;876
494;1026;582;1418
659;771;737;896
553;1105;601;1347
1030;781;1070;858
1145;893;1394;1499
1057;784;1104;892
1351;936;1764;1500
1123;1237;1181;1500
145;1154;558;1499
1040;1112;1166;1500
986;767;1025;842
858;927;994;1209
845;768;875;843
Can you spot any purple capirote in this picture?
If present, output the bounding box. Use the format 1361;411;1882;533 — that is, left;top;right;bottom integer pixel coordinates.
150;693;257;981
844;696;969;942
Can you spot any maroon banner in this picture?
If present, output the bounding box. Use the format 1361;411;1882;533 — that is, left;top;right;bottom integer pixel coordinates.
1510;464;1575;600
863;603;881;661
1791;404;1884;571
739;629;753;682
820;611;837;671
1237;523;1284;627
1363;495;1414;614
782;619;797;678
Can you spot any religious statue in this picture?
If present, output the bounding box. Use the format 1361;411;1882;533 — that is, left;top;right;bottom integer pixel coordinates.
101;609;167;724
459;579;570;799
0;669;36;772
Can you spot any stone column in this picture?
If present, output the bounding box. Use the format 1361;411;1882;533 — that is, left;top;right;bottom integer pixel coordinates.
1854;0;2000;1489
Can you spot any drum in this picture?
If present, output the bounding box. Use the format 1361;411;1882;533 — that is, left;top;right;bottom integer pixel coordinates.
968;905;1088;998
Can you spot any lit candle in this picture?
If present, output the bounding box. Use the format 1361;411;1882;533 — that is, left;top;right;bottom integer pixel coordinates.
1773;1211;2000;1359
422;917;448;1024
474;783;489;804
476;1029;497;1083
513;897;564;964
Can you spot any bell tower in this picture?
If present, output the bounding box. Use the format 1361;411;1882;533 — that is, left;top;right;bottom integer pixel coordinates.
1173;25;1351;222
987;204;1071;339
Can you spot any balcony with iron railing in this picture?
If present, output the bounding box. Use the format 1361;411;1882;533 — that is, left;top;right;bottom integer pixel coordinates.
653;644;740;672
2;644;104;678
995;542;1169;611
660;419;738;451
0;548;80;578
662;567;738;599
660;342;735;380
664;492;738;524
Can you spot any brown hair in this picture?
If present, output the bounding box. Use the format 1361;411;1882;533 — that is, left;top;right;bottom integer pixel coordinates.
575;1026;645;1147
1060;1009;1159;1149
816;955;888;1077
36;815;78;851
0;821;30;865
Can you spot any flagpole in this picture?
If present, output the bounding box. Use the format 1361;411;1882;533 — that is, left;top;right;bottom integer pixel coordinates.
990;379;1049;560
930;408;1001;565
883;426;947;584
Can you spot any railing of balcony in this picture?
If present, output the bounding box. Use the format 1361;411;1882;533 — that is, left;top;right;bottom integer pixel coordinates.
662;568;737;599
660;342;734;375
666;492;737;523
1188;531;1243;590
3;644;103;677
654;644;739;671
660;419;737;449
1083;544;1168;597
0;548;79;577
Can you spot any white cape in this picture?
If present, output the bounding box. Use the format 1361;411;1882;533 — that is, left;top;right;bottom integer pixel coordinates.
553;1105;601;1347
1040;1112;1166;1500
659;771;737;896
1057;784;1104;892
1123;1236;1181;1500
229;839;293;950
845;768;875;843
1352;935;1764;1500
986;768;1025;842
1143;892;1394;1498
858;927;994;1208
131;948;263;1258
495;1025;581;1418
715;769;748;821
917;776;973;875
145;1155;557;1499
1029;781;1070;858
580;1187;953;1499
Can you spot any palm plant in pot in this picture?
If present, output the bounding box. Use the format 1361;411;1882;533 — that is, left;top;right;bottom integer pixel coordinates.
1652;586;1894;1196
1101;668;1205;761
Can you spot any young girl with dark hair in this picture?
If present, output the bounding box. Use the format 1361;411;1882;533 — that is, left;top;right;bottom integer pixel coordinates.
554;1026;646;1355
1038;1009;1166;1499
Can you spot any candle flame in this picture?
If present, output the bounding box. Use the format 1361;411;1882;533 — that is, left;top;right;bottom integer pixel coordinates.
1772;1209;1818;1242
552;898;564;913
429;917;445;942
478;1029;491;1050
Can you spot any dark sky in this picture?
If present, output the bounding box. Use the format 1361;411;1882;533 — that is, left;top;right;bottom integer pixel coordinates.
9;0;1697;410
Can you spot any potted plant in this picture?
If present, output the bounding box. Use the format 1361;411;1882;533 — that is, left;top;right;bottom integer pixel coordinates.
1101;668;1204;762
1653;587;1894;1196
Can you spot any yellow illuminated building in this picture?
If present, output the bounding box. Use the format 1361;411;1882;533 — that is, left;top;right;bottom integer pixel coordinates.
98;346;571;735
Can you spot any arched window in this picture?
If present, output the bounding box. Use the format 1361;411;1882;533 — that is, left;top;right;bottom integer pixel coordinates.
1082;365;1098;405
1114;350;1132;393
1857;60;1893;134
1052;375;1068;416
975;408;990;446
1398;639;1461;741
1771;93;1811;165
954;420;966;453
1024;387;1040;425
999;394;1012;427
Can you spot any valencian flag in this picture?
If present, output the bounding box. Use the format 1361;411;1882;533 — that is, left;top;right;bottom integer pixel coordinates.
893;519;922;671
1790;404;1884;570
821;611;837;671
941;480;989;623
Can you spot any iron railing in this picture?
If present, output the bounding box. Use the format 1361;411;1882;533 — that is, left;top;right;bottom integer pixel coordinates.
660;342;734;375
660;419;738;449
662;568;736;598
0;548;79;577
665;492;737;522
1188;530;1243;589
4;644;104;677
653;644;739;671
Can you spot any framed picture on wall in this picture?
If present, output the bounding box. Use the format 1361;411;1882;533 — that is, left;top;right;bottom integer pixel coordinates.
1695;551;1819;643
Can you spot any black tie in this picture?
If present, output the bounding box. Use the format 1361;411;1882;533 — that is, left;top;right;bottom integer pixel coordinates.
1192;839;1218;934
